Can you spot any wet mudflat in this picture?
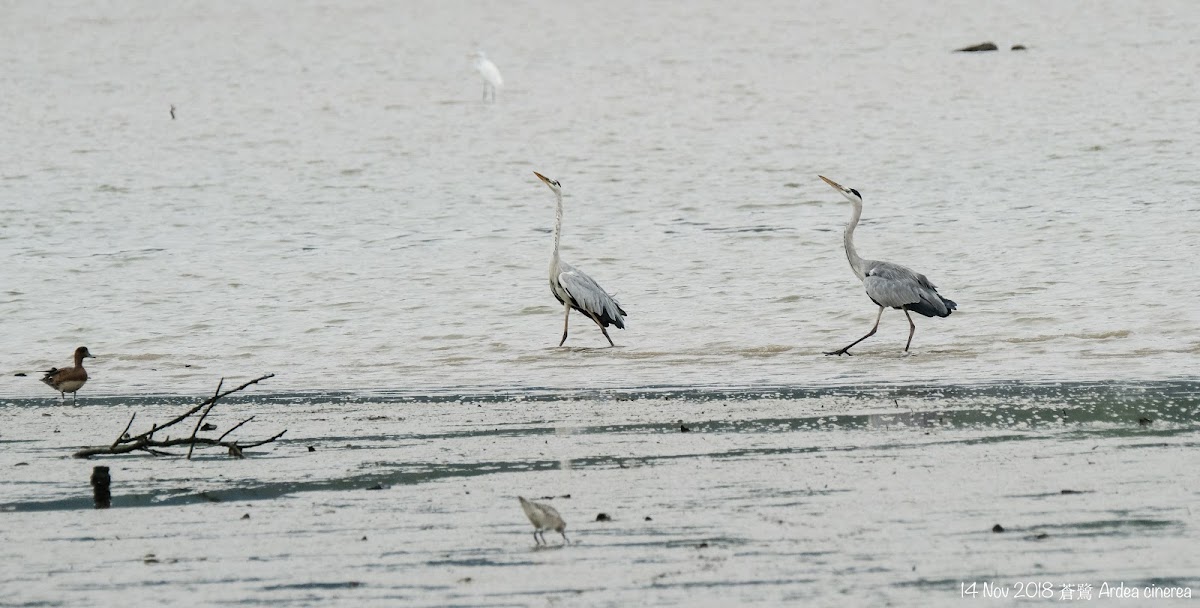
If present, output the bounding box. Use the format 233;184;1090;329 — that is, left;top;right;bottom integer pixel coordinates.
1;383;1196;606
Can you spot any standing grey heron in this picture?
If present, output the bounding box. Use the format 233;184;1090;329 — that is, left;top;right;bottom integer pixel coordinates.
468;51;503;102
534;171;627;347
819;175;956;355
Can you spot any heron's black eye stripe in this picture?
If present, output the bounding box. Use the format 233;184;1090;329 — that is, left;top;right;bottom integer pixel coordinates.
850;188;861;197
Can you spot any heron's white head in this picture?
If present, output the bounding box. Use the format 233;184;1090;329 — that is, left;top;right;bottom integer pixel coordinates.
533;171;562;195
819;175;862;205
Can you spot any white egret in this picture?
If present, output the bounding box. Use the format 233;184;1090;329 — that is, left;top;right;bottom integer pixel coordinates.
468;51;503;102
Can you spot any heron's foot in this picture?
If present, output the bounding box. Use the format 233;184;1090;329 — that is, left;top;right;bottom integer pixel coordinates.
823;349;853;356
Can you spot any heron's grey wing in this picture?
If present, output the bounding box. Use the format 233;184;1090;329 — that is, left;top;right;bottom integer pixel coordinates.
864;262;955;317
558;267;627;328
861;263;925;309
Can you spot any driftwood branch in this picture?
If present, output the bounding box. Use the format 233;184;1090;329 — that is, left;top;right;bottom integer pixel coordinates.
73;374;284;459
187;378;225;460
112;413;136;449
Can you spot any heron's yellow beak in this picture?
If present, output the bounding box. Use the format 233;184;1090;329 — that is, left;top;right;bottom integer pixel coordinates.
818;175;845;192
533;171;551;184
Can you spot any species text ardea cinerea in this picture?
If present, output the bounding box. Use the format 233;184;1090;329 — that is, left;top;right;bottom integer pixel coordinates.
534;171;627;347
819;175;956;355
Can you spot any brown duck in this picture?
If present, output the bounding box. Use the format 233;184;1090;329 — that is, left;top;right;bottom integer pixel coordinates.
41;346;95;404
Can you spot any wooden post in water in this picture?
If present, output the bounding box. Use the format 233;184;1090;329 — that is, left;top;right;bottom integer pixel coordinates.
91;466;111;509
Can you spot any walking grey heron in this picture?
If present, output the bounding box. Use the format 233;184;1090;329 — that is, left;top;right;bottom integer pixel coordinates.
41;346;95;404
534;171;627;347
518;496;569;545
819;175;956;355
468;51;503;102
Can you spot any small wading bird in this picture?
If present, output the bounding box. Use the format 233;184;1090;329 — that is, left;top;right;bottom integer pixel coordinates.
819;175;956;355
41;346;95;404
534;171;627;347
468;50;503;102
518;496;569;545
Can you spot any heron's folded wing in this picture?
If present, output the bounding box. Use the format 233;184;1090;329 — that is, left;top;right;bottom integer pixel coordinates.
558;269;622;318
862;265;923;309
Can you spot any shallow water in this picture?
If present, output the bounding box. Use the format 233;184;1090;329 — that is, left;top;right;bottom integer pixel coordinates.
2;0;1199;605
3;0;1200;395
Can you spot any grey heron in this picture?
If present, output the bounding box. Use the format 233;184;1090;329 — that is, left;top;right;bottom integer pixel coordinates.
518;496;569;545
41;346;95;404
819;175;956;355
534;171;627;347
468;51;503;102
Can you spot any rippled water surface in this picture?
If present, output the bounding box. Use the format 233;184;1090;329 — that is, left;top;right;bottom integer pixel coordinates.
1;0;1198;606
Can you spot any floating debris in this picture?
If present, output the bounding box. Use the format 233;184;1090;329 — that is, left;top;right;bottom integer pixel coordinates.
956;42;998;52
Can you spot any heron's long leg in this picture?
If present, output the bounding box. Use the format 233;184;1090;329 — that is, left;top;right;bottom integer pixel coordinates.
825;306;884;356
560;531;570;545
589;313;615;347
903;309;917;352
559;303;571;346
533;531;541;545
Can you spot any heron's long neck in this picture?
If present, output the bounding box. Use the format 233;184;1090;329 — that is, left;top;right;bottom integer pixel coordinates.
844;200;868;280
551;192;563;265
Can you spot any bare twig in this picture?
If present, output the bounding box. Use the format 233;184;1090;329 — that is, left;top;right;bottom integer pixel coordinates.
238;429;288;449
112;413;136;449
217;416;256;442
187;378;225;460
121;374;274;445
72;374;282;459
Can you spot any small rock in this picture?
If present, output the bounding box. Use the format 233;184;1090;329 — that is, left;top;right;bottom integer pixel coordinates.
14;372;26;377
14;462;29;467
644;516;653;521
680;424;691;433
595;513;612;522
992;524;1005;533
307;446;316;452
697;542;709;549
560;494;571;499
458;577;473;584
366;483;384;491
1011;44;1027;51
1060;489;1083;494
241;513;250;520
1138;417;1153;426
1034;532;1049;540
955;42;998;52
200;423;217;431
143;554;159;564
361;536;368;541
